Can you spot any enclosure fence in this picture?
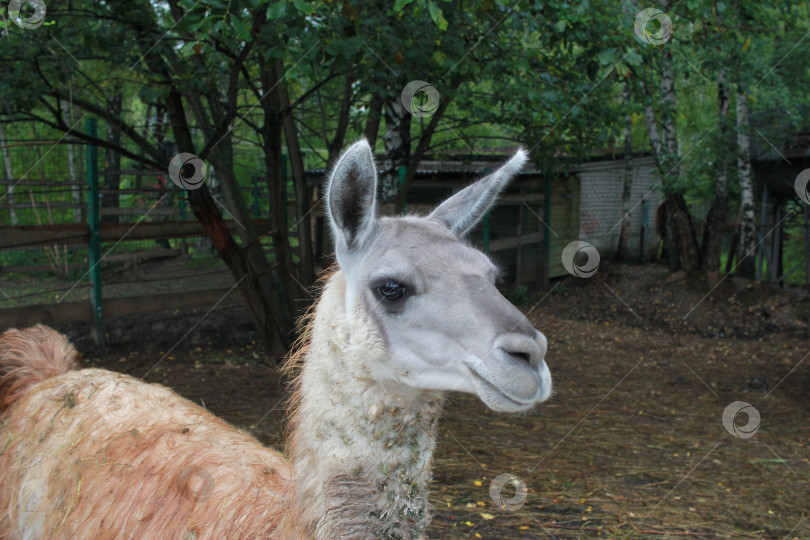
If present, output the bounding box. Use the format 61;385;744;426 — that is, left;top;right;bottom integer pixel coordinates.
0;119;289;344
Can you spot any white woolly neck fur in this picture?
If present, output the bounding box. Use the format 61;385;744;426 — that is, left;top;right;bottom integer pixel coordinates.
287;270;444;539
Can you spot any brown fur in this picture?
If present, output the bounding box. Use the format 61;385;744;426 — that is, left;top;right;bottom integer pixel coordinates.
0;325;79;413
0;326;302;539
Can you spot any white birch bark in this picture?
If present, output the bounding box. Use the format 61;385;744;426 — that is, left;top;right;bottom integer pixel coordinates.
736;90;756;277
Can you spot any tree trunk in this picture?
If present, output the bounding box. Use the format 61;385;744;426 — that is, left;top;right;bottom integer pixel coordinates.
364;94;383;149
277;59;316;290
701;70;731;274
155;1;293;354
736;90;756;278
0;124;17;225
173;52;298;343
641;46;700;271
326;70;354;164
257;55;301;319
617;82;634;260
165;88;291;357
380;99;411;203
666;195;699;271
101;85;123;223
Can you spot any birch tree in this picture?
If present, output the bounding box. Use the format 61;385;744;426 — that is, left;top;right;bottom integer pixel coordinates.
736;89;756;278
641;57;700;272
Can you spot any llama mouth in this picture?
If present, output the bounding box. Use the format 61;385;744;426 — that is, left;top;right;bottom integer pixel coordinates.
464;364;541;411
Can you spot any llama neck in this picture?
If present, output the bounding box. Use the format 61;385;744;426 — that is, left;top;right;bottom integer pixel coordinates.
287;272;444;539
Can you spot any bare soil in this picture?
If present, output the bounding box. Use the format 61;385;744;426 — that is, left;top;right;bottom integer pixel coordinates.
50;262;810;538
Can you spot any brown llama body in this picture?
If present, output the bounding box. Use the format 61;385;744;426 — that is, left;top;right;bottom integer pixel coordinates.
0;326;299;539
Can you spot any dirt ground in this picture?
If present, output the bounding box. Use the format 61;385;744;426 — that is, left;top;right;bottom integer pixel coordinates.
44;262;810;538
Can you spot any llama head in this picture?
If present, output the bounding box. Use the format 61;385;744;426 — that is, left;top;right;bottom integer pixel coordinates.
325;139;551;412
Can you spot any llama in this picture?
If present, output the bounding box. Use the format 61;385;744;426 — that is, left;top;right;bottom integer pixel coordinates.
0;140;552;539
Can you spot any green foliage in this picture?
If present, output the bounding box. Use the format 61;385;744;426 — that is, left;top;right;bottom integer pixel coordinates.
0;0;808;284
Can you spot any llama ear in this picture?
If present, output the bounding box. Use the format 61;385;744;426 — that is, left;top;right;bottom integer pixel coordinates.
429;149;528;236
326;139;378;254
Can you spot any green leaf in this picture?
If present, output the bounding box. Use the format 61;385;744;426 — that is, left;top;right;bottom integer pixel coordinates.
427;2;448;31
597;48;617;66
393;0;415;12
554;20;567;33
230;15;251;41
266;1;286;20
292;0;316;15
624;48;643;67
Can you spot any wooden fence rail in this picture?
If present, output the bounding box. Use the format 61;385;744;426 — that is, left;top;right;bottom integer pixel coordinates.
0;219;271;249
0;287;244;329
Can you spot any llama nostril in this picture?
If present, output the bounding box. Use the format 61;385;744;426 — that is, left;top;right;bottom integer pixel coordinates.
496;333;544;369
508;351;532;365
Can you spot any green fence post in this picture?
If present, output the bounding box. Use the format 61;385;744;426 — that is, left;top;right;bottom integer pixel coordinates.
398;165;407;215
85;118;104;347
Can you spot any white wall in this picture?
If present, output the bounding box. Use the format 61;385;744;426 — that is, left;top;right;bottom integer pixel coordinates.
576;155;661;260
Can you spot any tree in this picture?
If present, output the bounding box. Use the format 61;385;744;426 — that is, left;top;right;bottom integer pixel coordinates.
735;89;756;277
700;71;732;275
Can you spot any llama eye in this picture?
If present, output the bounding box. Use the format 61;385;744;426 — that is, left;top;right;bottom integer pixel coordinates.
375;281;406;302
